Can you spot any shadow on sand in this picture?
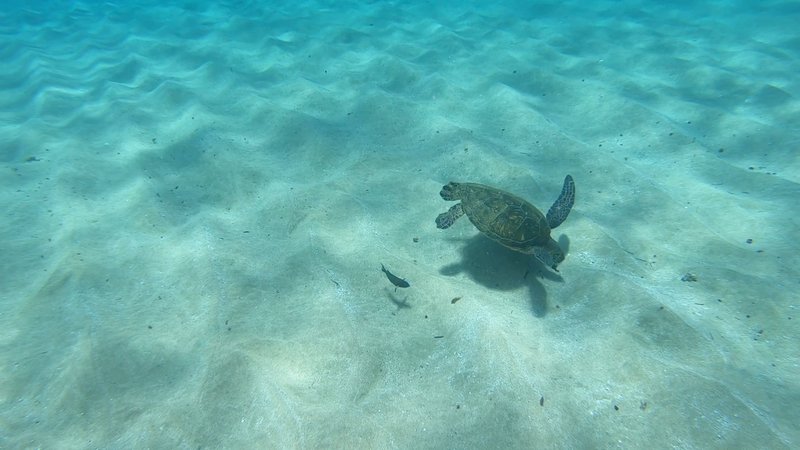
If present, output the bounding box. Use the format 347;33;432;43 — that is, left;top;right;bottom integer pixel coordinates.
438;234;569;317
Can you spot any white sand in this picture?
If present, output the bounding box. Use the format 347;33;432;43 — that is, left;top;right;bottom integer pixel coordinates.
1;1;798;448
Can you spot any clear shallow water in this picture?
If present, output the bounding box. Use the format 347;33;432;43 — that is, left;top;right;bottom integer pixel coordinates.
1;1;798;448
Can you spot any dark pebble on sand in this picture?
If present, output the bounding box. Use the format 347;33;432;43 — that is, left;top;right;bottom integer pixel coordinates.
681;273;698;282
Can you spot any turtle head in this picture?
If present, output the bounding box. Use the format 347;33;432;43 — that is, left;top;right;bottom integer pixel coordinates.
439;182;461;201
534;239;565;272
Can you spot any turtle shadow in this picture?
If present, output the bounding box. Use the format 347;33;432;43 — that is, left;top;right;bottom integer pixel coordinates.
558;234;571;257
438;235;562;317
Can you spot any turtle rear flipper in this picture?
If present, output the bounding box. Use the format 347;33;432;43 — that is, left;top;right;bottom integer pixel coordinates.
436;203;464;229
546;175;575;229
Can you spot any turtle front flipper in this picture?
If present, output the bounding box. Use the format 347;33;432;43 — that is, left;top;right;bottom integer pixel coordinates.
436;203;464;229
545;175;575;229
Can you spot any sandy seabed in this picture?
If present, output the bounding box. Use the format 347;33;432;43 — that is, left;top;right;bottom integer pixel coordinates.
1;1;798;448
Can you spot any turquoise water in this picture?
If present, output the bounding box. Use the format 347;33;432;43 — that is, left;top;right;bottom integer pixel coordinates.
2;1;798;448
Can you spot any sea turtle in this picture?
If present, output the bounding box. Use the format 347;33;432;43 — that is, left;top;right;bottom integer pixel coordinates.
435;175;575;271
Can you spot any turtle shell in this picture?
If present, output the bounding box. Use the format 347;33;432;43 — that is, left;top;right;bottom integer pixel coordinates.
457;183;551;253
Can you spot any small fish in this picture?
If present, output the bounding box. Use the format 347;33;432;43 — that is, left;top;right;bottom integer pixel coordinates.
381;264;410;289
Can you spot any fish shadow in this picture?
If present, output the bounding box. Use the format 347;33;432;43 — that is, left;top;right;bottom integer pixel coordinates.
439;235;564;317
385;290;412;310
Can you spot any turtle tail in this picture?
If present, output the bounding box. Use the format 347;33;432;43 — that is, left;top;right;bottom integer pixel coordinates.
439;182;461;201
